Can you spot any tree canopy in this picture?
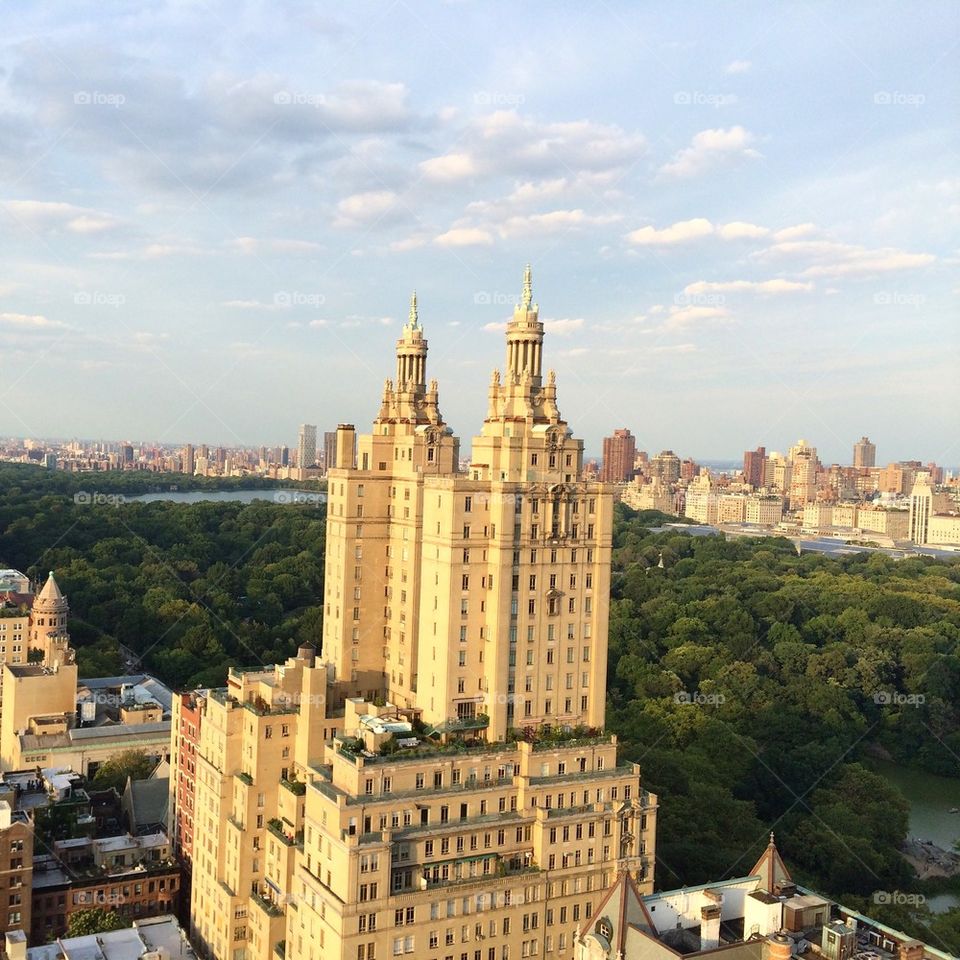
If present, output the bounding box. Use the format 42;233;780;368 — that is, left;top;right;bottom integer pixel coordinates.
65;908;129;938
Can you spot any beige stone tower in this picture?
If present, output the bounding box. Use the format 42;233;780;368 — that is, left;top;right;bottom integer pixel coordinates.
325;272;612;739
181;272;657;960
324;291;460;707
29;572;73;666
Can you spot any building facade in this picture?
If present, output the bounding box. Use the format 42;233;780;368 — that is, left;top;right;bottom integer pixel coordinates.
181;270;658;960
853;436;876;469
298;424;317;473
0;801;32;941
323;279;612;736
600;430;636;484
743;446;765;489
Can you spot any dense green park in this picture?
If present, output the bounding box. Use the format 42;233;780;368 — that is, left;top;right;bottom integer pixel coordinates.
0;464;325;686
1;464;958;951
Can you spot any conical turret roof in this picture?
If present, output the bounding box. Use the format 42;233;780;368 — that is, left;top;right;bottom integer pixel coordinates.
35;571;67;608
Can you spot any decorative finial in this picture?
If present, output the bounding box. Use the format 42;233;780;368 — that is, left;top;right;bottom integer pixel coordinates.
769;831;775;845
521;264;532;309
408;290;419;329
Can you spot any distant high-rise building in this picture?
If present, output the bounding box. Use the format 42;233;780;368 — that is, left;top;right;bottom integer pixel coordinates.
743;446;766;488
908;472;934;544
650;450;681;485
853;436;876;469
323;430;337;472
600;428;636;483
182;443;195;476
279;445;289;467
787;439;818;509
121;443;134;464
680;458;698;481
297;424;317;471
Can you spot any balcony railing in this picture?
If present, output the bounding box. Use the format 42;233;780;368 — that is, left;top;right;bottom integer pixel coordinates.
267;820;296;847
252;890;284;918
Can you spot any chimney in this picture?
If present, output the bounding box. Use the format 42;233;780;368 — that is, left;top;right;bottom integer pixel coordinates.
899;941;925;960
764;933;793;960
335;424;356;471
700;905;722;950
4;930;27;960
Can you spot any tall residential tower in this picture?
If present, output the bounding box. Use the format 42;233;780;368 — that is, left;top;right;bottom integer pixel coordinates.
181;270;657;960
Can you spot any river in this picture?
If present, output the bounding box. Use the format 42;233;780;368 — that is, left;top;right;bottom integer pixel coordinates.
871;760;960;912
124;489;326;505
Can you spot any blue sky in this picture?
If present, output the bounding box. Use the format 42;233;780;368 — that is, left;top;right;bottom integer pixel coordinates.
0;0;956;464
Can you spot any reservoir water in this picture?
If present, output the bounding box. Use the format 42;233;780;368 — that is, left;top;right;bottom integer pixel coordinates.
871;760;960;913
124;489;326;505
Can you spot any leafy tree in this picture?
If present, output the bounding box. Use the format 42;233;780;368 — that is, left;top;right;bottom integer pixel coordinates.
91;749;156;792
65;908;129;937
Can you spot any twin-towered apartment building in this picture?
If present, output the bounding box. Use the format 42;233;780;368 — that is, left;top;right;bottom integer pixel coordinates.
172;269;658;960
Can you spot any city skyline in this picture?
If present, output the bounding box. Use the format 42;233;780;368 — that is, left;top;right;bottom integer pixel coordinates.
0;3;956;464
2;427;956;473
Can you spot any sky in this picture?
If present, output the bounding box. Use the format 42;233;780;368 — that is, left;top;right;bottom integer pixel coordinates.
0;1;957;465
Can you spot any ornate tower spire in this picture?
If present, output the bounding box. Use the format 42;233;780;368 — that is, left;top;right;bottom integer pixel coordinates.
505;263;544;387
407;290;420;331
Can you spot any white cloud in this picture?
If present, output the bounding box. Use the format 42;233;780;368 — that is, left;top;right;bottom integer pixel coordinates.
664;304;732;328
683;279;813;295
0;312;65;329
131;331;170;345
434;227;494;247
334;190;400;227
389;234;430;252
626;218;715;246
91;241;210;260
542;317;585;336
419;111;645;184
803;250;935;277
505;178;569;203
231;236;322;254
725;60;752;74
304;80;410;131
755;239;936;277
716;221;770;240
498;209;621;237
221;299;277;310
420;153;478;182
773;223;817;241
2;200;123;235
658;126;761;179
